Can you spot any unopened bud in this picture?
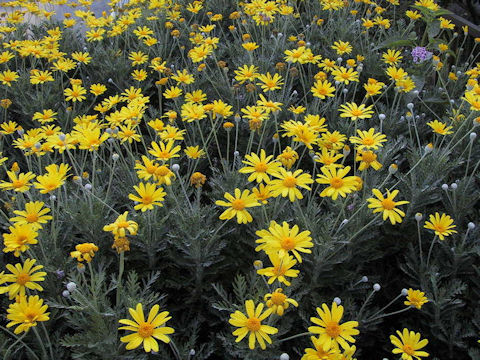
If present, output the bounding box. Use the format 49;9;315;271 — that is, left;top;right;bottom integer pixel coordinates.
112;153;119;161
66;282;77;292
442;184;449;191
468;222;475;230
379;114;386;121
470;132;477;141
84;184;92;190
333;297;341;305
253;260;263;270
373;283;381;292
401;288;408;296
407;103;414;110
280;354;290;360
361;276;368;283
450;183;457;190
415;213;423;222
62;290;70;298
172;164;180;172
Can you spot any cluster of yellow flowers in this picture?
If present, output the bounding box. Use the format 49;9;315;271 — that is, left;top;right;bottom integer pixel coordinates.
0;0;477;356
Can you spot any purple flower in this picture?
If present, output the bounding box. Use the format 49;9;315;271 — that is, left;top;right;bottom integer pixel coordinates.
411;47;432;63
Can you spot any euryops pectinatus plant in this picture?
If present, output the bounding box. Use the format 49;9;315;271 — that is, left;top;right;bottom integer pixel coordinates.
0;0;479;358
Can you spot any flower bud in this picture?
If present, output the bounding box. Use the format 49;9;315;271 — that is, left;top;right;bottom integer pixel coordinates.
66;282;77;292
470;132;477;141
58;133;66;141
468;222;475;230
112;153;119;161
280;354;290;360
415;213;423;222
253;260;263;270
379;114;386;121
333;297;341;305
407;103;414;110
172;164;180;172
441;184;449;191
49;195;56;201
62;290;70;298
373;283;381;292
361;276;368;283
424;143;433;154
189;349;196;356
388;163;398;174
401;288;408;296
450;183;457;190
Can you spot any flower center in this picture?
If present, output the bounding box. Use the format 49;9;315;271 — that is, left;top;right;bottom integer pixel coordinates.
16;272;31;285
26;213;39;222
156;166;170;176
17;234;28;243
434;224;446;233
246;317;261;331
281;237;296;250
402;344;415;356
117;221;130;228
146;164;158;174
231;199;246;211
362;137;375;145
361;152;376;162
381;198;395;210
325;321;341;338
12;180;25;188
254;162;268;173
270;292;287;305
142;196;153;205
330;177;344;189
283;176;297;188
25;311;38;322
138;322;154;338
351;109;363;117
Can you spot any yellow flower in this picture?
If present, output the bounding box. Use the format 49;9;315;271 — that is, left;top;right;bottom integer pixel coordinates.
0;70;19;86
0;171;36;192
215;188;261;224
426;120;453;135
255;221;313;262
90;83;107;96
149;140;181;162
316;166;359;200
33;109;57;124
119;303;174;352
301;336;341;360
7;295;50;334
163;86;183;99
3;224;38;257
390;328;429;360
331;40;352;55
242;42;259;51
103;211;138;238
70;243;99;263
132;69;148;81
339;102;374;121
34;163;70;194
64;84;87;102
256;72;284;92
277;146;299;169
0;258;46;299
171;69;195;85
367;189;409;225
190;172;207;188
128;183;167;212
184;145;206;159
404;289;429;310
349;128;387;150
268;168;313;202
239;149;282;183
264;288;298;316
382;49;403;65
356;150;382;171
424;212;457;240
331;67;359;85
257;252;299;286
229;300;278;350
10;201;52;230
308;302;360;350
311;80;336;99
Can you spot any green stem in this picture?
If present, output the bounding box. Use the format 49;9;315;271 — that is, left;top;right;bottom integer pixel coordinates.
277;331;311;343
